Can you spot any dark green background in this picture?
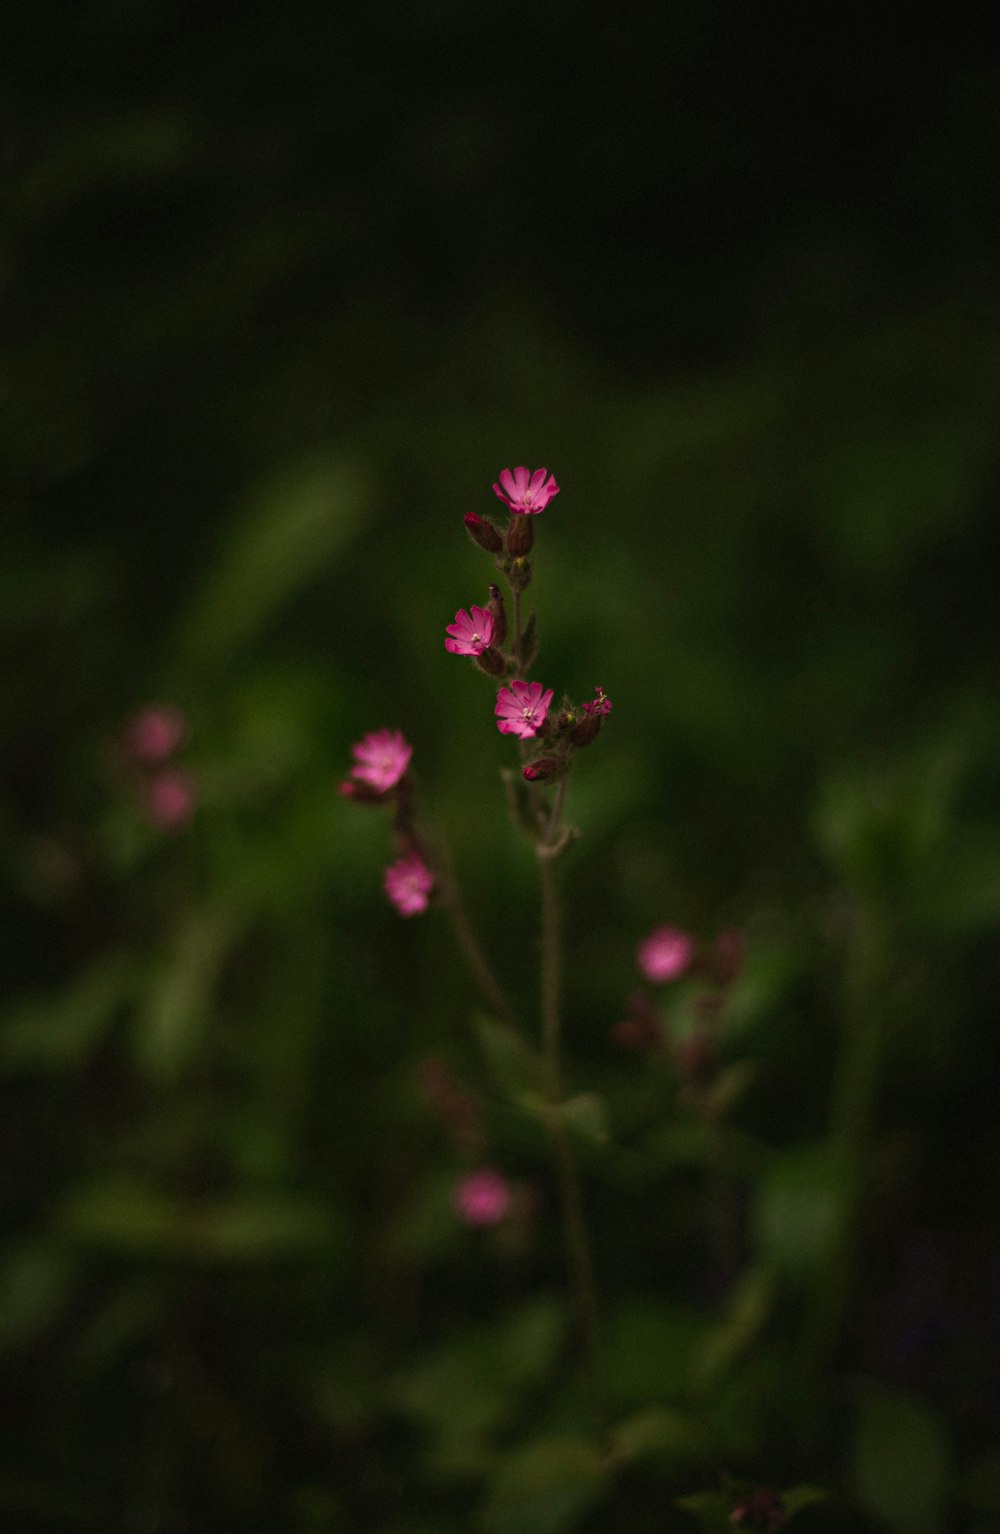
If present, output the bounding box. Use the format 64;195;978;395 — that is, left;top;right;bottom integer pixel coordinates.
3;5;1000;1530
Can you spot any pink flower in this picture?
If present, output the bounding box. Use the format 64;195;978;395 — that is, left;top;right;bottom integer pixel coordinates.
495;679;554;739
453;1168;511;1227
144;768;197;831
384;853;434;916
349;729;412;794
581;686;612;717
444;604;496;657
637;925;694;984
125;704;187;765
492;467;560;516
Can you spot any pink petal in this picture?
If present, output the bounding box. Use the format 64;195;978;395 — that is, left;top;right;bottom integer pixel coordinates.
499;468;518;499
528;467;547;495
511;467;530;497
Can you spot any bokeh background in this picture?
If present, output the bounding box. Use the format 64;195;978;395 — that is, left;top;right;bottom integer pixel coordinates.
3;5;1000;1530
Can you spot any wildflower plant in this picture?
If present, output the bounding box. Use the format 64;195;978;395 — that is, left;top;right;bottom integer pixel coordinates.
340;467;826;1526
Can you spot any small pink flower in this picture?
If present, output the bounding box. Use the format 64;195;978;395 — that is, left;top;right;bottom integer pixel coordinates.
444;605;496;657
492;466;560;516
144;768;197;831
384;853;434;916
495;679;554;739
349;729;412;794
638;925;694;984
581;686;612;717
453;1168;511;1227
125;705;187;765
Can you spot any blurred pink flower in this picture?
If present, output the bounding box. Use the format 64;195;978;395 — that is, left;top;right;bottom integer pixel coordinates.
349;729;412;793
495;679;554;739
492;467;560;516
444;604;496;657
638;925;694;983
581;686;612;717
384;853;434;916
125;704;187;765
145;768;197;831
453;1168;511;1227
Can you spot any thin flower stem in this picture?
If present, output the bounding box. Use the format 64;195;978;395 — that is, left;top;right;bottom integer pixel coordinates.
538;784;610;1447
513;587;523;669
433;831;516;1028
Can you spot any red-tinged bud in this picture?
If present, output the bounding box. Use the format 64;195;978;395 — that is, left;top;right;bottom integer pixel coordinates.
570;714;602;747
522;757;563;783
475;646;506;677
464;513;503;555
509;557;532;593
506;514;534;558
487;584;508;645
730;1489;785;1530
611;1017;661;1051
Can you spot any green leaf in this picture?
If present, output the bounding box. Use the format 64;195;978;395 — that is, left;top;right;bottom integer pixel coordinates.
850;1382;951;1534
695;1263;774;1388
0;954;135;1074
611;1406;708;1466
549;1091;610;1146
754;1143;846;1282
781;1484;828;1521
133;910;236;1082
473;1014;548;1101
178;452;370;669
674;1490;731;1533
480;1437;606;1534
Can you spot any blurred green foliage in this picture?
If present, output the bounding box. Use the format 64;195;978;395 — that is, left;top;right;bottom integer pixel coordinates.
3;4;1000;1530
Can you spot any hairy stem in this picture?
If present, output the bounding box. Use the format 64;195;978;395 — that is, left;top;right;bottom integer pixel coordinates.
513;587;523;669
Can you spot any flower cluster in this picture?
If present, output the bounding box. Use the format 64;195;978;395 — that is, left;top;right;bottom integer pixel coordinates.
444;470;613;792
339;729;434;916
123;704;197;832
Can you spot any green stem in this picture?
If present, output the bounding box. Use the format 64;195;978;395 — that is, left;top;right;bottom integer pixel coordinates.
434;834;516;1028
799;897;888;1409
513;587;523;670
537;783;610;1446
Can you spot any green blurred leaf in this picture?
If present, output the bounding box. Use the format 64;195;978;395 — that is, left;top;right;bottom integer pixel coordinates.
0;1243;78;1352
61;1179;332;1261
611;1406;709;1466
754;1143;845;1282
479;1437;606;1534
782;1484;828;1520
850;1382;951;1534
549;1091;610;1146
179;452;370;668
473;1014;548;1102
607;1300;709;1406
695;1263;774;1388
133;909;235;1081
675;1490;731;1533
0;954;135;1074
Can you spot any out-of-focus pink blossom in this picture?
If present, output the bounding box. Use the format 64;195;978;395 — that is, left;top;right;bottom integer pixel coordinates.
349;730;413;794
383;853;434;916
581;686;612;718
492;467;560;516
145;768;197;831
638;925;694;984
453;1168;511;1227
125;705;187;765
444;605;496;657
730;1488;785;1529
495;679;554;739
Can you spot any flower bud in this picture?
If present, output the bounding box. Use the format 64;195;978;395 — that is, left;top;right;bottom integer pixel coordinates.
506;514;534;558
522;756;563;783
730;1488;785;1529
475;646;506;677
339;779;387;804
509;557;532;593
570;714;602;747
464;513;503;555
487;584;508;645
